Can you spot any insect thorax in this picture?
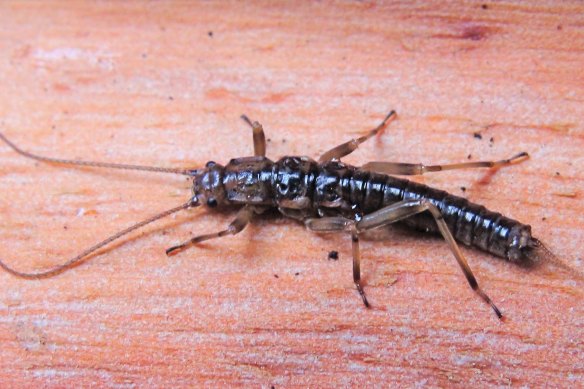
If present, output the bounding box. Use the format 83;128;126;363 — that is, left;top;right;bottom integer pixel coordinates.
222;156;275;205
221;156;321;217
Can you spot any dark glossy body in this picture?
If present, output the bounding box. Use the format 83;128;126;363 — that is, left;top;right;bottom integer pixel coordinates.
194;156;534;262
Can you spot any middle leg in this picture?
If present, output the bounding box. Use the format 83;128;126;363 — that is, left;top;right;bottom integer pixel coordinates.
304;217;369;306
318;110;397;162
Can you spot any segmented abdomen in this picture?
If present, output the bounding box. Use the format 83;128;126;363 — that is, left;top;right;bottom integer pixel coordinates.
383;176;531;261
311;161;532;262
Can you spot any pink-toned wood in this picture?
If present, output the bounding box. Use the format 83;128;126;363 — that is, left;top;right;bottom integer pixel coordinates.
0;1;582;387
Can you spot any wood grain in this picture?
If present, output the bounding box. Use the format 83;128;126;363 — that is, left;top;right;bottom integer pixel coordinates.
1;1;582;387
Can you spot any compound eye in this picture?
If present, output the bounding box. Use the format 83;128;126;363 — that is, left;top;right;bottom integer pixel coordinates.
206;198;218;208
205;161;216;168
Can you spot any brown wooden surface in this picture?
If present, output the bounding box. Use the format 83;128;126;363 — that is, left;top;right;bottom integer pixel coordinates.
1;1;583;387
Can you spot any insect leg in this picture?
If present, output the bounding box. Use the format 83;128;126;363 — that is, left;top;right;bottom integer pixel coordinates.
351;231;370;307
362;152;529;176
318;110;397;162
357;199;503;319
240;115;266;157
304;217;369;307
165;205;255;256
304;217;353;232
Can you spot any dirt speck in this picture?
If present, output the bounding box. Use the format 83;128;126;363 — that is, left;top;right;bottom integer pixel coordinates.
328;250;339;260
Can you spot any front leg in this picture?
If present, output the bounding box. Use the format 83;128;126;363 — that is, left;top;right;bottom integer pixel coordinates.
166;205;255;256
241;114;267;157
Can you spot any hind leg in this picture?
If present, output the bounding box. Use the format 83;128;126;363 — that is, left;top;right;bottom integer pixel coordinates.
305;199;503;319
362;152;529;176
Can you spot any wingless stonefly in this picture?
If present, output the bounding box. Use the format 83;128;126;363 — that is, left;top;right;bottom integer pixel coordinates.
0;111;568;319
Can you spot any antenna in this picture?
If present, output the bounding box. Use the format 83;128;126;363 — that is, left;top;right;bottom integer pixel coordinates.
0;200;196;279
0;132;192;176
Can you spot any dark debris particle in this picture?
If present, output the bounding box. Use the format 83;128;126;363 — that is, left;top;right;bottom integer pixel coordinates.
542;217;547;221
481;4;488;10
141;53;147;59
555;171;561;176
460;186;466;192
473;132;483;140
267;138;272;142
63;225;68;230
295;272;300;276
168;96;174;101
489;136;494;143
328;250;339;260
208;31;213;38
467;154;472;160
274;274;279;278
557;25;563;31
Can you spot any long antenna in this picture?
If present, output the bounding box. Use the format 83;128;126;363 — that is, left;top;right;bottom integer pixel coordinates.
0;132;192;176
0;200;196;279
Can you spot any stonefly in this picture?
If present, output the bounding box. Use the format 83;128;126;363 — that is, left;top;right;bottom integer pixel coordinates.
0;111;557;319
